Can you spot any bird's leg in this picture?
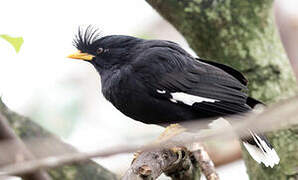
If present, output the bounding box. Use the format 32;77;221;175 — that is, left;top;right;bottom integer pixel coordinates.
157;123;186;142
131;124;186;164
157;124;188;165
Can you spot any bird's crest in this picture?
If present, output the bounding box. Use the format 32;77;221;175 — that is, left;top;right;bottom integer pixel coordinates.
73;25;102;52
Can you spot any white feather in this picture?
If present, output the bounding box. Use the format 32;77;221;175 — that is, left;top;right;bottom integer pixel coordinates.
243;132;280;168
156;89;166;94
254;133;280;167
170;92;218;105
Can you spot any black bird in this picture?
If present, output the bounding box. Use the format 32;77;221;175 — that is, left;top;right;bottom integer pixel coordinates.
68;26;279;167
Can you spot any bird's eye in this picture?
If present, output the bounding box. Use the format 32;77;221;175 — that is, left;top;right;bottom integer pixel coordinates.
96;48;104;55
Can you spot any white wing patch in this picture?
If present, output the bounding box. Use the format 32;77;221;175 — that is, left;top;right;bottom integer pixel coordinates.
157;89;166;94
170;92;218;106
156;90;218;105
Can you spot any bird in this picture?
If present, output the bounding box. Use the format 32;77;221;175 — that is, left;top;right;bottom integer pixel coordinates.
67;26;280;168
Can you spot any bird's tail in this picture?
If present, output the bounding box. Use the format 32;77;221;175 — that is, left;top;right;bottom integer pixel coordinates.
242;130;280;168
210;97;280;167
243;97;280;167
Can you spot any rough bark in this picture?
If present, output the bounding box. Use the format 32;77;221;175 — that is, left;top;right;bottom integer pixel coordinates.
146;0;298;179
193;146;219;180
122;147;201;180
0;99;118;180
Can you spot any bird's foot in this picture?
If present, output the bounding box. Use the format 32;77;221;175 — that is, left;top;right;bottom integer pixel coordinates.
131;124;186;165
164;146;191;174
157;123;186;142
170;146;188;163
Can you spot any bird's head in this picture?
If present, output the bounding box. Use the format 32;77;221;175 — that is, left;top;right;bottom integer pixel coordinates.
68;26;142;73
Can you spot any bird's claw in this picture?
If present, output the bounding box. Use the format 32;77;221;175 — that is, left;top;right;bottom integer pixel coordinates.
170;146;188;165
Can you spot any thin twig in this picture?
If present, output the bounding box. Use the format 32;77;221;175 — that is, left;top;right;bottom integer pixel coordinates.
0;96;297;176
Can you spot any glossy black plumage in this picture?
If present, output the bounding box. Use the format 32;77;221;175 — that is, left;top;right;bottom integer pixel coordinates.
70;26;280;167
71;26;254;125
93;38;251;125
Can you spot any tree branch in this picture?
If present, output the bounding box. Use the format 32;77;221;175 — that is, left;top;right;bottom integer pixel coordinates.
0;96;297;177
0;98;117;180
146;1;298;179
192;144;219;180
122;147;201;180
274;0;298;80
0;112;51;180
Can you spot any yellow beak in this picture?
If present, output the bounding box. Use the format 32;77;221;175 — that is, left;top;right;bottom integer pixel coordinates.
67;51;95;61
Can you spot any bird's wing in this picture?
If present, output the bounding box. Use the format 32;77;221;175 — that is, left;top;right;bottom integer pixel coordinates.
196;58;248;86
133;46;250;115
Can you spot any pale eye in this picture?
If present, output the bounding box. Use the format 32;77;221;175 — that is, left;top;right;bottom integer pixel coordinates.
96;48;104;55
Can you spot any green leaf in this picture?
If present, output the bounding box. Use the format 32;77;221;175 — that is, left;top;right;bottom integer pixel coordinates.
0;34;24;53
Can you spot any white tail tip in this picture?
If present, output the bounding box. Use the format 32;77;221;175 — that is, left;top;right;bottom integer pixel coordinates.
243;141;280;168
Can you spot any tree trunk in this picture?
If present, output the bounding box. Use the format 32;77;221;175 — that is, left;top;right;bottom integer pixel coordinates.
0;99;118;180
146;0;298;179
